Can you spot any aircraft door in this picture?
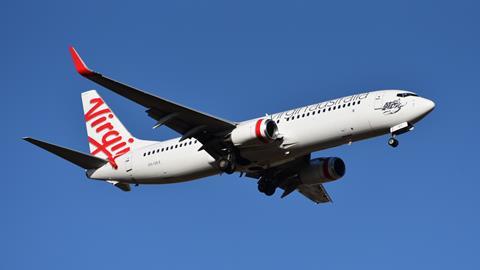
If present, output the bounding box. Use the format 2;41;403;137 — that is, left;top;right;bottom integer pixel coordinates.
373;92;385;110
124;154;133;179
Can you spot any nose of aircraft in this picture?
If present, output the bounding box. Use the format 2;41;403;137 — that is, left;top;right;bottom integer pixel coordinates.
417;97;436;116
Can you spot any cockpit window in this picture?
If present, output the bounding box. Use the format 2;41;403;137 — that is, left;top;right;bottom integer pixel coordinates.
397;93;418;98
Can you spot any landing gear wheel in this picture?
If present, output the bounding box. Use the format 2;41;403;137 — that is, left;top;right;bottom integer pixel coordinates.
218;158;235;174
264;185;276;196
257;179;276;196
388;137;399;148
257;180;267;193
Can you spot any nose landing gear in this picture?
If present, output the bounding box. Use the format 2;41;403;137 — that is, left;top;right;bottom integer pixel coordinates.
387;122;414;148
388;137;399;148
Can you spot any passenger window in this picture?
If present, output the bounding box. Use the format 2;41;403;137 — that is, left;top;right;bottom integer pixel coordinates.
343;104;346;108
323;109;326;112
328;108;331;111
143;153;146;157
358;101;361;105
312;111;315;115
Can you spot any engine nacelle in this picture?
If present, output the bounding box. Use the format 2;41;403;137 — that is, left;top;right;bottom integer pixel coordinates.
230;118;278;146
299;157;346;185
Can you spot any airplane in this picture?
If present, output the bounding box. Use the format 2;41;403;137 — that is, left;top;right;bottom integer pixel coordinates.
23;47;435;204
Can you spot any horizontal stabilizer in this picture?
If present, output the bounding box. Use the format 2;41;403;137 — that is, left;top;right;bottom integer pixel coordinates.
23;137;107;169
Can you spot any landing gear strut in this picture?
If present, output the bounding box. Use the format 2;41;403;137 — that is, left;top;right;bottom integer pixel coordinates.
257;178;276;196
388;137;399;148
218;156;236;174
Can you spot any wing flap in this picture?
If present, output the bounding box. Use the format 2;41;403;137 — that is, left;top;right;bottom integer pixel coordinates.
297;184;332;204
23;137;108;169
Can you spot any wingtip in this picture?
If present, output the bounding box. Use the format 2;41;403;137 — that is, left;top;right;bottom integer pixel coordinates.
69;46;94;76
23;137;37;145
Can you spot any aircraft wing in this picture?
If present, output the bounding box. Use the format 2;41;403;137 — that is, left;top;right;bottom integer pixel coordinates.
69;47;237;159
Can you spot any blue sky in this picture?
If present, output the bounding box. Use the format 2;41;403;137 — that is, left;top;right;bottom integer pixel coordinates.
2;0;479;269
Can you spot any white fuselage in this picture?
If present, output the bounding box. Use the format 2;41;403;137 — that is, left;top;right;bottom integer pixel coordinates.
88;89;435;184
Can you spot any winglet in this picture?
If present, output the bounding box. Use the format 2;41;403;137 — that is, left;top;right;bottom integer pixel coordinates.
69;46;94;76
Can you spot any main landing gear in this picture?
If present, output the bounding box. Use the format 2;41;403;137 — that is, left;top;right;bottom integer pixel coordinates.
218;156;236;174
257;178;277;196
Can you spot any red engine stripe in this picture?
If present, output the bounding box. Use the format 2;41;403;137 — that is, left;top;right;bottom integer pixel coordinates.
323;158;333;180
255;119;268;144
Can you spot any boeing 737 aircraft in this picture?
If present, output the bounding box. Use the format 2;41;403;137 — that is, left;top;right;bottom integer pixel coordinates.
24;47;435;203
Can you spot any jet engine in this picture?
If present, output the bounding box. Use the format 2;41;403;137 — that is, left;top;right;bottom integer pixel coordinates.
299;157;346;185
230;118;279;146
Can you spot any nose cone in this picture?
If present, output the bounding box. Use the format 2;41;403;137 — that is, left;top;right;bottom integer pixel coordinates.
417;97;436;117
424;98;436;113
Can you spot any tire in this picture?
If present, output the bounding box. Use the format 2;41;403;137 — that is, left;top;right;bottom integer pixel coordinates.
218;158;235;174
258;180;267;193
218;158;229;170
264;185;276;196
224;163;236;174
388;138;399;148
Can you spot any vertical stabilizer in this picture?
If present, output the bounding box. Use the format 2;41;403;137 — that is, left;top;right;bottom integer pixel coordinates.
81;90;149;168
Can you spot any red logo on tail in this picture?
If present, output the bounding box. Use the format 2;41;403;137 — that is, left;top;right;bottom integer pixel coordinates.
85;98;134;169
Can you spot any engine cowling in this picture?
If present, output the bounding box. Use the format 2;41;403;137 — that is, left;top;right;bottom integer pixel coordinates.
299;157;346;185
230;118;279;146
